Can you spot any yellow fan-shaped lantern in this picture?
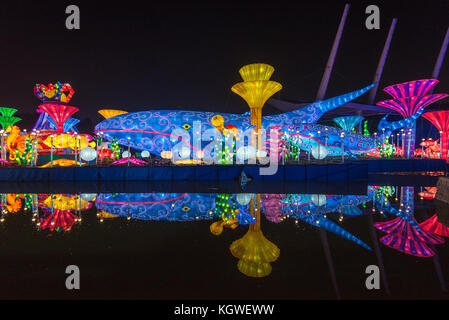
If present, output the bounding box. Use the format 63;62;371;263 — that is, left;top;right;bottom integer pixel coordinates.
238;63;274;82
98;109;128;119
43;194;91;211
231;63;282;153
237;260;272;278
98;211;119;219
229;195;280;278
231;81;282;128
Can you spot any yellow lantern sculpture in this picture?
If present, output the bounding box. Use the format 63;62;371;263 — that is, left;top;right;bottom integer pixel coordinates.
229;194;280;278
98;109;128;119
231;63;282;153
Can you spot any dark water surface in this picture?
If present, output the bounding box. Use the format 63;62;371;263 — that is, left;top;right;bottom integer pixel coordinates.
0;184;448;300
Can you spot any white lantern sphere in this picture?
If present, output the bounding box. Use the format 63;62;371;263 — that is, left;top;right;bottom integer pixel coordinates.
122;151;131;158
179;147;191;158
80;193;97;202
141;151;150;158
311;145;328;160
80;147;97;162
311;194;327;206
236;146;256;161
236;193;253;206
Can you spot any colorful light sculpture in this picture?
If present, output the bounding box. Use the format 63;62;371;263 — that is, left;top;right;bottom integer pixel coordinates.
38;104;79;133
94;84;375;158
423;111;449;161
333;116;364;132
376;79;448;157
98;109;128;119
374;217;444;257
34;82;78;133
34;82;75;103
231;63;282;151
419;214;449;237
0;107;21;130
39;209;77;232
230;195;280;278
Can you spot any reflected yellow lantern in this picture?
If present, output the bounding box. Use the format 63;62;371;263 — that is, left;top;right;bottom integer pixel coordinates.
229;194;280;278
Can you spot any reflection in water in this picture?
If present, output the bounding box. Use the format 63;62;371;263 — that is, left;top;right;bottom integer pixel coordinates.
0;185;448;283
230;195;280;278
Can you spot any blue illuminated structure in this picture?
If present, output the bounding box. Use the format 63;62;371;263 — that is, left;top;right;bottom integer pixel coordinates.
94;84;376;158
333;116;364;132
95;193;214;221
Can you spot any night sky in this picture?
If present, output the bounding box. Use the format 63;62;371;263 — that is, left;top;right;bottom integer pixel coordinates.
0;0;448;131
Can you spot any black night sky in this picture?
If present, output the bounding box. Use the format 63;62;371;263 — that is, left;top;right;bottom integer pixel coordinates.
0;0;448;131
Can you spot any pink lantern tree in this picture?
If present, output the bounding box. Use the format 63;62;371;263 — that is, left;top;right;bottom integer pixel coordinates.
377;79;448;158
423;110;449;162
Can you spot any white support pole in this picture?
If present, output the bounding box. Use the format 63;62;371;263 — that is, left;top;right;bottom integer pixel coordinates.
316;3;350;100
368;18;397;105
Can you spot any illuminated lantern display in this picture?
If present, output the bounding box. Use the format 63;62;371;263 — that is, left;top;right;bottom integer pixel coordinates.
333;116;364;132
230;195;280;277
94;83;375;158
98;109;128;119
34;82;79;133
261;194;284;223
231;63;282;152
422;110;449;162
80;147;97;162
95;193;214;221
311;194;327;206
112;157;147;166
376;79;448;158
419;214;449;237
39;209;77;232
38;104;79;134
311;145;328;160
374;217;444;257
80;193;97;202
0;107;21;130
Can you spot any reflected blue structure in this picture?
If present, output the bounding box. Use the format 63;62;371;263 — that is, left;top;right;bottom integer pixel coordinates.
95;193;214;221
279;194;372;250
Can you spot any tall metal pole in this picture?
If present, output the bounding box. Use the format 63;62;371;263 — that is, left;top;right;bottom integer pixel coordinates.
368;18;397;105
316;3;350;100
431;26;449;88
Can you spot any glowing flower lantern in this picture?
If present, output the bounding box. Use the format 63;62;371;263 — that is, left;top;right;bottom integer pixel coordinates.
0;107;21;130
423;111;449;162
376;79;448;158
34;82;79;133
232;64;282;129
374;217;444;257
39;209;77;232
333;116;364;132
98;109;128;119
419;214;449;237
231;64;282;151
38;104;79;134
230;194;280;277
